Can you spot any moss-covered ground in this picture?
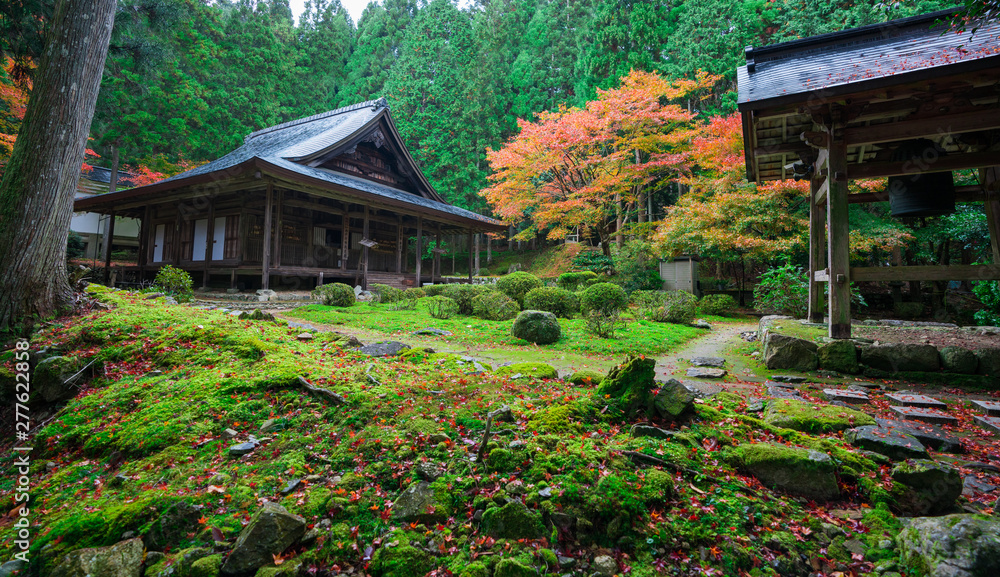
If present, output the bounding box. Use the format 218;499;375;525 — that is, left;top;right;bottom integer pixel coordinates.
0;287;985;576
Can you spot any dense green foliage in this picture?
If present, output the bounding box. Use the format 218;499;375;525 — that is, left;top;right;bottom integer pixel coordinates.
556;271;599;291
753;263;808;318
973;281;1000;326
580;282;628;315
496;271;544;306
523;287;579;318
472;290;520;321
313;282;356;307
152;264;193;300
646;290;698;325
698;293;738;316
425;295;459;319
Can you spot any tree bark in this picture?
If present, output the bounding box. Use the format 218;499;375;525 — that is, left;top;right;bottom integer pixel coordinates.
0;0;116;330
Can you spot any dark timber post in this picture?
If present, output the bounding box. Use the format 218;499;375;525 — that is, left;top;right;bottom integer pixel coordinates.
340;210;349;271
138;205;151;280
468;230;474;283
827;118;851;339
474;233;480;276
203;200;215;288
808;176;826;323
982;167;1000;264
102;210;116;284
362;204;370;290
415;217;423;287
262;183;274;290
395;216;403;274
435;230;442;283
274;190;283;269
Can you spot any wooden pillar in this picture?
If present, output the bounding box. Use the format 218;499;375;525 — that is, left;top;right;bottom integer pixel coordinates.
340;210;349;271
262;183;273;290
230;269;237;290
487;234;492;264
138;205;151;278
808;176;827;323
274;190;283;268
982;167;1000;264
826;123;851;339
415;217;423;287
395;217;403;274
173;210;182;267
474;233;480;276
435;230;442;283
102;211;116;284
468;230;474;282
203;200;214;288
362;205;370;290
508;226;514;251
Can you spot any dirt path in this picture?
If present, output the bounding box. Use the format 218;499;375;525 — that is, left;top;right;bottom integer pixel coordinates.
653;321;762;396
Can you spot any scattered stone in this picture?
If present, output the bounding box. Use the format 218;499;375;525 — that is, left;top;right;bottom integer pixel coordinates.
975;415;1000;435
223;428;239;439
592;555;618;577
763;333;819;371
685;367;727;378
861;344;940;373
281;478;302;495
630;424;678;440
480;501;544;539
972;400;1000;417
228;441;258;457
733;443;840;500
886;393;947;409
818;340;860;374
163;296;179;305
963;477;997;496
415;461;445;481
557;555;577;570
691;319;712;330
898;514;1000;577
143;292;165;299
940;347;979;374
874;418;963;453
771;375;807;384
976;348;1000;377
844;426;928;460
145;501;204;550
358;341;411;357
758;315;792;340
766;383;803;400
220;502;306;576
391;481;445;523
260;419;282;433
33;355;83;404
690;356;725;368
652;379;696;422
428;433;451;444
413;328;452;336
764;399;874;432
52;537;144;577
296;332;314;341
209;472;230;485
823;388;869;405
891;406;958;426
893;460;963;516
511;310;562;344
741;331;758;342
0;560;26;577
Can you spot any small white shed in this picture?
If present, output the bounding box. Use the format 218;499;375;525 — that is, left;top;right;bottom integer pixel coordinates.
659;256;700;295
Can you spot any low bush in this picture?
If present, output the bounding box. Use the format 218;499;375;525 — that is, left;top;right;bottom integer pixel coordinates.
313;282;356;307
523;287;579;318
572;250;614;274
496;271;544;306
646;291;697;324
699;293;738;316
557;271;599;291
753;264;807;317
425;296;459;319
630;290;668;308
443;284;494;315
585;309;626;338
973;280;1000;326
153;265;193;301
422;284;448;297
472;291;520;321
370;283;402;304
580;282;628;315
403;287;426;300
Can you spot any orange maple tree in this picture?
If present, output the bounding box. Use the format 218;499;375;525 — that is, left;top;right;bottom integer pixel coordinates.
481;70;718;255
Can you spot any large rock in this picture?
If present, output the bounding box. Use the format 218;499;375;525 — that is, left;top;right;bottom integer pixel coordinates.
358;341;411;357
976;348;1000;377
220;502;306;576
757;315;792;341
52;537;144;577
940;347;978;374
875;418;963;453
817;340;860;374
764;399;874;433
898;514;1000;577
844;425;928;460
652;380;696;422
597;355;656;416
480;501;544;540
33;355;81;404
733;443;839;501
511;310;561;345
763;334;818;371
861;344;940;373
391;481;445;523
144;501;203;551
892;460;963;516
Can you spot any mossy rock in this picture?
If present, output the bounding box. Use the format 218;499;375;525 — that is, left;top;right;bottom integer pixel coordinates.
939;346;978;374
764;399;874;433
731;443;840;501
480;501;545;540
817;340;860;374
486;448;520;472
597;355;656;417
494;362;558;380
459;561;490;577
568;369;604;386
254;560;302;577
641;469;675;502
511;310;562;344
526;404;581;434
494;557;536;577
370;542;434;577
189;554;223;577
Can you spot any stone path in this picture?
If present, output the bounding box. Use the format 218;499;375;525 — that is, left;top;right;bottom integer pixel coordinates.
654;321;759;396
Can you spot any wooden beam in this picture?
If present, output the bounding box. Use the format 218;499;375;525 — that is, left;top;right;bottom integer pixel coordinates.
843;108;1000;147
814;176;829;206
849;150;1000;180
815;269;830;282
827;119;852;339
262;182;273;290
851;264;1000;282
809;178;827;323
847;184;985;204
474;232;480;276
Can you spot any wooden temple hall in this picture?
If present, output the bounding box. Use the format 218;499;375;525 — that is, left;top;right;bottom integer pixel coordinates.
74;99;505;290
739;8;1000;339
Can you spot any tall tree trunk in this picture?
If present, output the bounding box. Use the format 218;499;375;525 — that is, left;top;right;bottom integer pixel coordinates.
0;0;116;330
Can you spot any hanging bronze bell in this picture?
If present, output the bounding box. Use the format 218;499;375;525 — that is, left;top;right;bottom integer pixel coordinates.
887;138;956;217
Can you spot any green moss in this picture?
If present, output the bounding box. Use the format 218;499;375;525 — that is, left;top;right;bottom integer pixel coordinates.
189;554;223;577
597;355;656;417
526;404;581;434
370;541;434;577
641;469;674;502
568;369;604;386
459;561;490;577
494;362;558;380
486;448;520;472
494;557;536;577
764;399;875;433
480;502;544;540
254;561;302;577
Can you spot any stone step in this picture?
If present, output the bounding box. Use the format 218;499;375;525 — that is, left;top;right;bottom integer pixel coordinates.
886;393;947;410
891;406;958;425
823;388;869;405
686;367;726;379
690;357;725;368
971;400;1000;417
975;415;1000;435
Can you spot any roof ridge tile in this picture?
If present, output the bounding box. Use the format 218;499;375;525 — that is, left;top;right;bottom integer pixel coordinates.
245;97;388;142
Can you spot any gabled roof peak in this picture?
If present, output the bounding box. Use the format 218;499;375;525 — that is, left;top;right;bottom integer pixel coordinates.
245;97;388;142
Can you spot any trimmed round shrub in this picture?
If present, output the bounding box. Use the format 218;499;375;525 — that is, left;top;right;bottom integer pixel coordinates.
494;362;559;380
630;290;667;308
699;293;738;316
568;370;604;386
443;284;495;315
472;291;520;321
370;283;402;304
153;265;193;300
523;287;579;318
422;284;448;297
647;291;697;324
580;282;628;315
511;310;561;344
425;296;458;319
313;282;356;307
496;271;544;306
403;287;426;299
557;271;599;292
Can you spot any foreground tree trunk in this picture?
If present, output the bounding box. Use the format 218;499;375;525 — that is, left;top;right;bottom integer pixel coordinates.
0;0;116;330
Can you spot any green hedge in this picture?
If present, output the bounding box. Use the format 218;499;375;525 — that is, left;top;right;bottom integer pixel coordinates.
523;287;579;318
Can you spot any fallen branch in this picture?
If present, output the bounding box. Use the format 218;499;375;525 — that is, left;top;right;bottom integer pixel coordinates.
476;413;494;464
364;364;382;386
297;376;346;405
620;450;767;500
